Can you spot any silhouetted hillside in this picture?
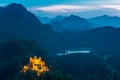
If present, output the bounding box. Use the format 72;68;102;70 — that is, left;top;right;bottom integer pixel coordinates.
55;50;120;80
0;7;3;13
0;40;49;80
0;3;54;42
0;39;75;80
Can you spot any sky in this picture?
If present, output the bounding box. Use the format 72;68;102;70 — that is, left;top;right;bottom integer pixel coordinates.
0;0;120;18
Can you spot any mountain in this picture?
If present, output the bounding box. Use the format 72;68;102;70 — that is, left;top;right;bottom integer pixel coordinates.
0;3;55;43
37;16;51;24
53;15;65;21
49;15;92;31
0;3;42;37
0;7;3;13
49;19;65;31
1;3;120;56
61;15;92;30
0;3;61;55
88;15;120;27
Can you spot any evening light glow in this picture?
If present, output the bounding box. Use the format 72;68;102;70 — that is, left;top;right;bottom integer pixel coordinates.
21;56;49;76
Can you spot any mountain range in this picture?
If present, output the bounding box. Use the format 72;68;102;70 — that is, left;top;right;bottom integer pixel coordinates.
88;15;120;27
49;15;92;31
1;3;120;55
38;15;120;31
0;3;60;54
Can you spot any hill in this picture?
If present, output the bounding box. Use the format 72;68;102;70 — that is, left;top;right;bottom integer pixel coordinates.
0;39;49;79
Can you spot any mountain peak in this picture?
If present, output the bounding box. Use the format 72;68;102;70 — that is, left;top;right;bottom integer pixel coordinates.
54;15;65;21
55;15;63;18
69;15;80;19
64;15;88;23
101;15;109;17
5;3;27;13
6;3;26;9
0;3;30;19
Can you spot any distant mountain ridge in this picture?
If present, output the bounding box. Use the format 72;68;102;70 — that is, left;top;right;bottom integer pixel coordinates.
88;15;120;27
49;15;92;31
53;15;65;21
37;16;52;24
61;15;91;30
38;15;120;31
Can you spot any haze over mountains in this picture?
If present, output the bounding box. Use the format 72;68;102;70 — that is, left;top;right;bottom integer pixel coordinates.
38;14;120;31
50;15;92;31
88;15;120;27
0;3;120;55
37;16;51;24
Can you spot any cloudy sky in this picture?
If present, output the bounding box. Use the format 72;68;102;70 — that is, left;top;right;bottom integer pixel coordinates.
0;0;120;18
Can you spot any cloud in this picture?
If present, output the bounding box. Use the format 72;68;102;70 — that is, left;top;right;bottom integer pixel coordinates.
30;5;99;13
101;4;120;10
28;3;120;17
30;3;120;14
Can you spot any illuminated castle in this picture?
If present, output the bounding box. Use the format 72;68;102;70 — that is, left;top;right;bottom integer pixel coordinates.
21;56;49;76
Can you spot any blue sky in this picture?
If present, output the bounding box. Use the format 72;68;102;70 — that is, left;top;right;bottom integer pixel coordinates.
0;0;120;18
0;0;107;6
